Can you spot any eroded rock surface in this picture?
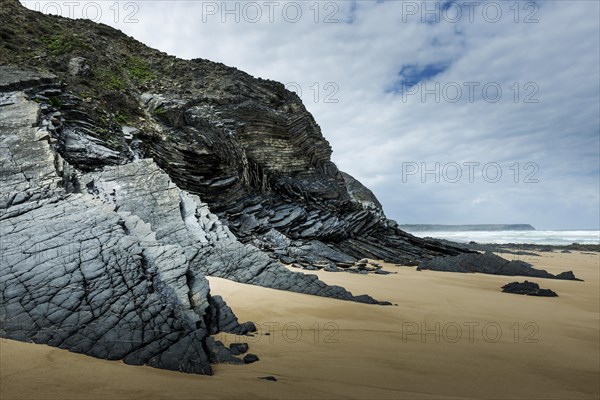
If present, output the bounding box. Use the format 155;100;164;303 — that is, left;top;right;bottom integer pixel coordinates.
0;0;464;271
417;252;581;280
138;90;462;269
501;281;558;297
0;0;466;375
0;82;380;375
1;91;222;373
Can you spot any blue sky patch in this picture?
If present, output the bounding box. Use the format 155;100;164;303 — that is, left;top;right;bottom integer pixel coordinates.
387;63;450;94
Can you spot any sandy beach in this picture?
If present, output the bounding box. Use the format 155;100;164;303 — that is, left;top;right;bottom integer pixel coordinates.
1;250;598;399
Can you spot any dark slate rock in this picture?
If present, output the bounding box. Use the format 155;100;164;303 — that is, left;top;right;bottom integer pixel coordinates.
229;343;249;356
555;271;582;281
418;252;581;280
243;354;260;364
206;338;244;365
375;270;393;275
0;3;483;376
0;65;57;91
0;88;244;375
237;322;258;335
259;376;278;381
501;281;558;297
206;296;257;335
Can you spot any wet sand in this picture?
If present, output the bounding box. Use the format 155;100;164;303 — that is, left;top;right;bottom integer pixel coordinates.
1;251;598;399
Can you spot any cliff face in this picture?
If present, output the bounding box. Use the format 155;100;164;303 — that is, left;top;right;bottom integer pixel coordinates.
0;69;376;375
0;0;462;374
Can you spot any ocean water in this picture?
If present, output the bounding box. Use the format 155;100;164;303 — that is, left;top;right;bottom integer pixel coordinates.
407;230;600;245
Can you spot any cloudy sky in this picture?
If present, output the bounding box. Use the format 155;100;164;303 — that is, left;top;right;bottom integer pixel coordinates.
24;0;600;230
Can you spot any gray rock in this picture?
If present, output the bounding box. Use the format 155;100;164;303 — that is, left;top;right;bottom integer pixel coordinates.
0;2;477;376
258;376;278;381
501;281;558;297
555;271;581;281
0;89;233;375
243;354;259;364
230;343;249;355
418;252;581;280
68;57;90;77
0;65;56;91
206;338;244;364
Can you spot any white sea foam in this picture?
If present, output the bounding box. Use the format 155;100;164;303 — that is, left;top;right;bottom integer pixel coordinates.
408;230;600;245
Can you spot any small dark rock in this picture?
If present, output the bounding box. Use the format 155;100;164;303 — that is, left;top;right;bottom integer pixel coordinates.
374;270;392;275
537;288;559;296
259;376;278;381
229;343;249;355
238;321;257;335
243;354;259;364
501;281;558;297
555;270;582;281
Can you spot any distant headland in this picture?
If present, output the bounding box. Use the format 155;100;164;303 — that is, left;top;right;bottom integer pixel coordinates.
399;224;536;232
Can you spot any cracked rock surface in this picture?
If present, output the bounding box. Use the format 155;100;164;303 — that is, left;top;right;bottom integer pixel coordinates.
0;86;380;374
0;0;467;375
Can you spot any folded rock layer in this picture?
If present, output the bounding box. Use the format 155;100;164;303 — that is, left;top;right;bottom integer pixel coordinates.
0;0;463;374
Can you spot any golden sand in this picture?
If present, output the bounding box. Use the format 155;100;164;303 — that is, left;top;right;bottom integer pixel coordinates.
1;251;598;399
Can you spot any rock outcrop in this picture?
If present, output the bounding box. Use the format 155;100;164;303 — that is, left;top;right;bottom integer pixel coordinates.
0;0;463;374
0;0;463;265
501;281;558;297
1;88;273;374
0;77;386;374
417;252;581;280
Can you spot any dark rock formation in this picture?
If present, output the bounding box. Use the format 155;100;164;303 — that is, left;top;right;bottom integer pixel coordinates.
243;354;260;364
0;0;463;264
136;89;462;269
554;271;581;281
501;281;558;297
290;257;395;275
229;343;249;355
0;0;465;375
0;77;389;373
206;296;257;336
0;88;264;374
418;252;581;280
206;338;245;364
259;376;278;381
341;172;384;212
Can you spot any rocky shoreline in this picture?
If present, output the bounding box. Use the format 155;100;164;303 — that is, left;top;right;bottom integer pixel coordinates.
0;0;585;376
0;0;458;375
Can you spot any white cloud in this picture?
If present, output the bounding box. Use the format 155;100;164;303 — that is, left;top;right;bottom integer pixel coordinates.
24;0;600;229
